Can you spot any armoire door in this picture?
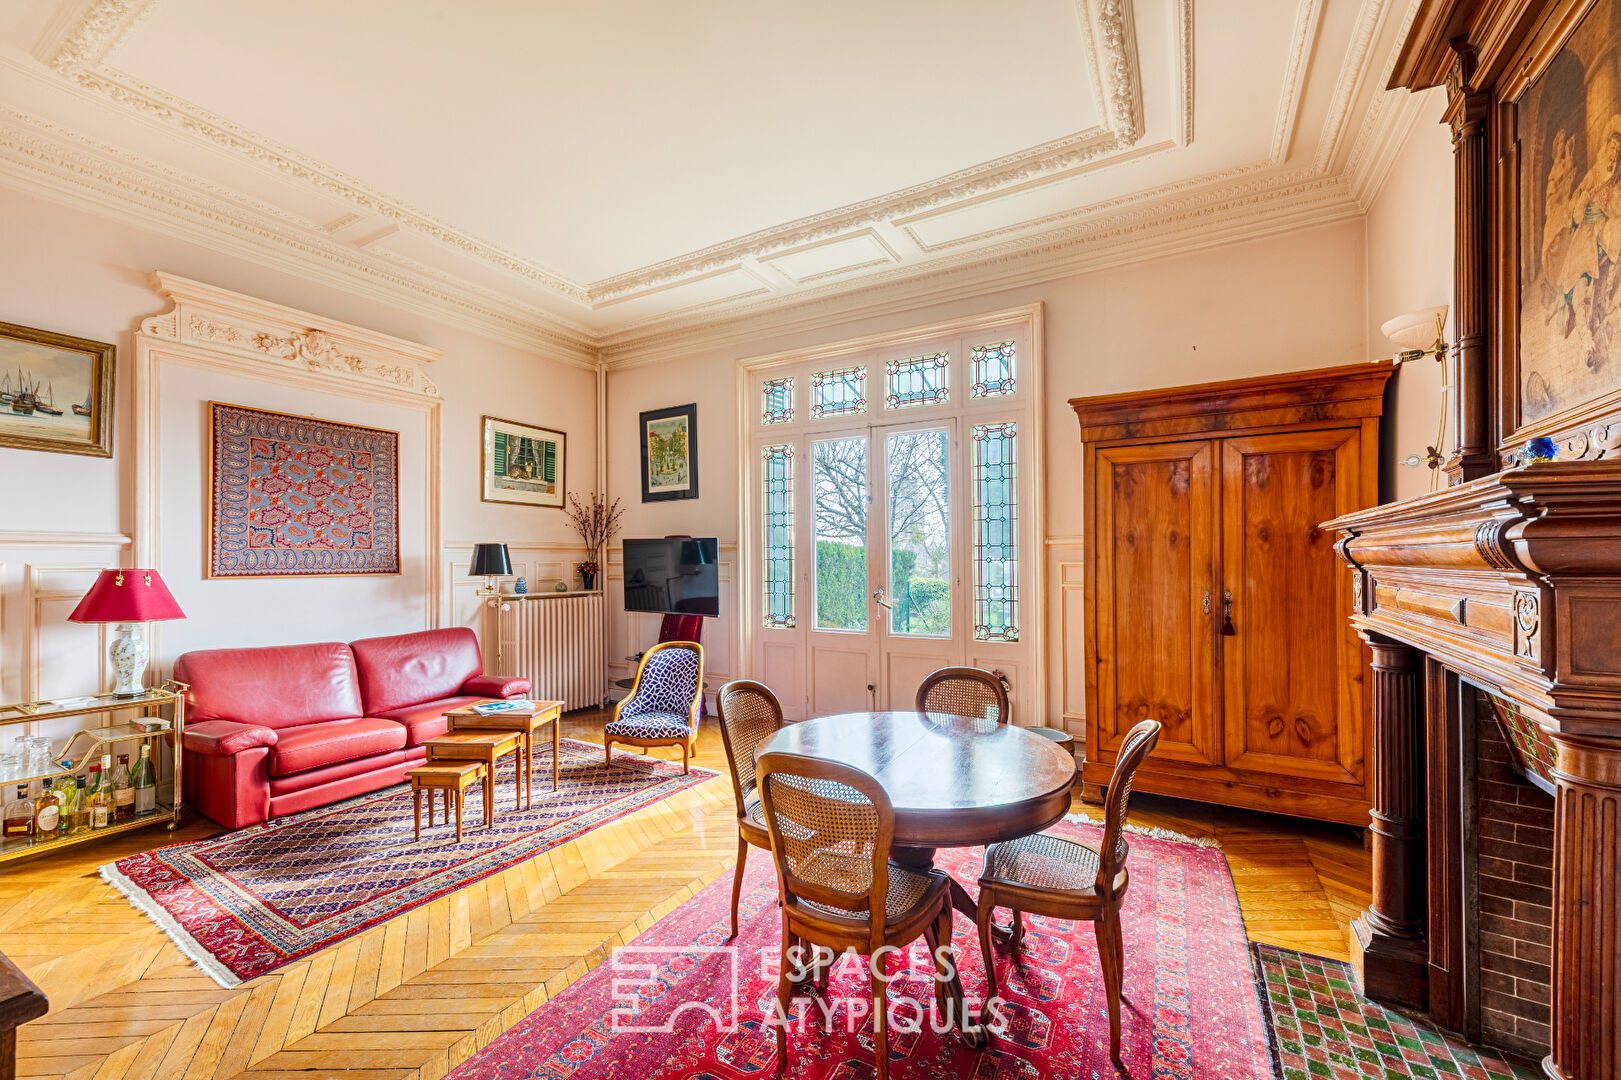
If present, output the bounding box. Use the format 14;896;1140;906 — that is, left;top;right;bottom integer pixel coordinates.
1091;440;1219;767
1219;428;1365;789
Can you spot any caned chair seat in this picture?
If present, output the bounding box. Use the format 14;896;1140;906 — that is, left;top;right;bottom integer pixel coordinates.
742;792;768;832
981;832;1102;896
800;862;944;927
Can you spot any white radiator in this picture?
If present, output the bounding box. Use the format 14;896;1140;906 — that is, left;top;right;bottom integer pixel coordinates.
496;593;606;712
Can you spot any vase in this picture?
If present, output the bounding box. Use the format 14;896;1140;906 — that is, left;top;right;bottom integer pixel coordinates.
583;573;596;591
514;577;528;595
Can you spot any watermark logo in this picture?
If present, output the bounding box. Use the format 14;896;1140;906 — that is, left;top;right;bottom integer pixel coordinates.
610;944;741;1033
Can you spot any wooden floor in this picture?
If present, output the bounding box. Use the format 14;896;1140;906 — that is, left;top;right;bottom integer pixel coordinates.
4;712;1370;1080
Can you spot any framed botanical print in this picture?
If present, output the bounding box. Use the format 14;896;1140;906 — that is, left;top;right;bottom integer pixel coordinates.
0;320;114;457
640;403;698;502
482;416;565;507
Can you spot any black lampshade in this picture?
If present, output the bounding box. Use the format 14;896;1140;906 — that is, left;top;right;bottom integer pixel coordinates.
469;542;512;577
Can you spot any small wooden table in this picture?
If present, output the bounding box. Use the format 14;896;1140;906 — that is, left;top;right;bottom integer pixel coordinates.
422;730;525;820
446;700;565;808
407;761;487;843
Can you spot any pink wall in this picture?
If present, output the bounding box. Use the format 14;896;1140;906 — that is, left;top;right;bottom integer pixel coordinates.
0;188;596;681
1365;91;1456;501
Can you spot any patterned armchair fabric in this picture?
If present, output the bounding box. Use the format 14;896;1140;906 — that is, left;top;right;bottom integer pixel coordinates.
606;644;702;739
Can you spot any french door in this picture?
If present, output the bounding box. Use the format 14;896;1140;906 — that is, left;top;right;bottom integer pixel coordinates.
804;419;961;716
745;317;1038;723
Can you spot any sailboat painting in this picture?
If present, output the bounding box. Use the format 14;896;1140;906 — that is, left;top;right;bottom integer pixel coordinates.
0;321;114;458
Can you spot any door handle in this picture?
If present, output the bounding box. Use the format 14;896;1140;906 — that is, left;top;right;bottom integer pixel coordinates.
872;588;893;611
1221;589;1236;636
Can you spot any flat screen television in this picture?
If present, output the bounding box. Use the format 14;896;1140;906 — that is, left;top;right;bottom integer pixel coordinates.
621;537;719;618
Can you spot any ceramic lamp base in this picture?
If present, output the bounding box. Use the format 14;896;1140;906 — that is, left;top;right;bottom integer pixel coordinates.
109;622;149;697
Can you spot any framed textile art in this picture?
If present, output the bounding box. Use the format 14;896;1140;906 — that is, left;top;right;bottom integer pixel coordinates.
481;416;565;507
639;403;698;502
0;320;114;458
207;402;400;578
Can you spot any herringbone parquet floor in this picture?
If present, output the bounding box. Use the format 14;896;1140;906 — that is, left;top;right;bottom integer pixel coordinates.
5;713;1369;1080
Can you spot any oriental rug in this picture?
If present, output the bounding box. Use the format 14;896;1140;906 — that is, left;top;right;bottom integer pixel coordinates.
1252;943;1541;1080
103;739;714;987
446;820;1275;1080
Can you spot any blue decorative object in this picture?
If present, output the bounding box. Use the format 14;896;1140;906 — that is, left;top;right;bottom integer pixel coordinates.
1524;437;1558;463
513;577;528;595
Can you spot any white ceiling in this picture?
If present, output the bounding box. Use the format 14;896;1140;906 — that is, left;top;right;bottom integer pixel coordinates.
0;0;1428;363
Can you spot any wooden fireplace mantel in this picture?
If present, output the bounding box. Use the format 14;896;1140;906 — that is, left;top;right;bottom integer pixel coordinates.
1328;460;1621;1080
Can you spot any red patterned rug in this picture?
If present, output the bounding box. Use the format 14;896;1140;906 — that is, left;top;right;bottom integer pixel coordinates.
447;819;1273;1079
102;739;713;987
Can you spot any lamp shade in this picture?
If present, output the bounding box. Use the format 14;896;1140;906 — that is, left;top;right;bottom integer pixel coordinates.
67;568;185;624
1382;305;1449;352
469;543;512;577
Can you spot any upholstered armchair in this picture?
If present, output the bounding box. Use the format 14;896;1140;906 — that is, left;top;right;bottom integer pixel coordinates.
603;641;704;774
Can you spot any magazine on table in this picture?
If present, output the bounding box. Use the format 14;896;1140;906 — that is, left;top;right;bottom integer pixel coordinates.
471;699;535;715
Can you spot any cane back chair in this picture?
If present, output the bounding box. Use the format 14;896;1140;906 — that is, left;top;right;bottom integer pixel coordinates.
603;641;703;774
715;679;786;937
915;666;1009;724
756;752;966;1080
975;719;1161;1063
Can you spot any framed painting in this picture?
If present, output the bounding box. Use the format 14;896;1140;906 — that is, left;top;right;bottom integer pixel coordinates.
640;403;698;502
0;320;114;458
207;402;400;578
1510;0;1621;444
482;416;565;507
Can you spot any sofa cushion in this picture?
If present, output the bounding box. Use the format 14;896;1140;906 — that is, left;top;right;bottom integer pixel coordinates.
351;628;483;715
268;717;406;776
372;695;487;747
176;642;363;730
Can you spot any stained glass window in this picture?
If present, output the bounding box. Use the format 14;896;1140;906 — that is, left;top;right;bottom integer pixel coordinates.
762;444;795;628
971;341;1016;398
885;352;950;409
762;377;793;425
810;366;866;418
972;423;1018;641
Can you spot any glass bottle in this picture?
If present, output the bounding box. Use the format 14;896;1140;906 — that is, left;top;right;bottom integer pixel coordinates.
3;784;34;839
131;746;156;815
32;780;61;838
111;754;134;822
56;774;82;835
89;754;114;829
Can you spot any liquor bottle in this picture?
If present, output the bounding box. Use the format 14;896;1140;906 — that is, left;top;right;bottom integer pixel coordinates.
131;746;156;815
111;754;134;822
3;784;34;839
33;781;61;838
89;754;114;829
56;774;81;835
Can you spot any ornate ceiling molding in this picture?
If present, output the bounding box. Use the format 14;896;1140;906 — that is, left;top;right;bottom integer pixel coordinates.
140;271;443;398
1271;0;1326;164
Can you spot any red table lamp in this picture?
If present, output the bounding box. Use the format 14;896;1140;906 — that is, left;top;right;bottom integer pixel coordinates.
67;568;185;698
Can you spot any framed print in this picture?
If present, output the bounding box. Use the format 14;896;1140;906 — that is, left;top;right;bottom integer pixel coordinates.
482;415;565;507
1510;0;1621;445
207;402;400;578
640;403;698;502
0;320;114;458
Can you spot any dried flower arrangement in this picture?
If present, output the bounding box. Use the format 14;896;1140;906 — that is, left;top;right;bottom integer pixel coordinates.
564;491;625;553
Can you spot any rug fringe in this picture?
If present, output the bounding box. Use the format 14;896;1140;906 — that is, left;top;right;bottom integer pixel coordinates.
1064;812;1222;848
99;862;243;989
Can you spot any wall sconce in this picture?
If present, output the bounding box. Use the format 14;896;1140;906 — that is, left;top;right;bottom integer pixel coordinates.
1383;305;1449;489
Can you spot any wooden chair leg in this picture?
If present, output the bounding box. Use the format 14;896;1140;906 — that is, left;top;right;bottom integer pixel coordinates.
680;740;690;775
413;787;421;842
1010;908;1025;946
976;890;999;1003
1096;908;1124;1063
775;924;793;1072
871;952;891;1080
552;724;560;791
729;835;749;939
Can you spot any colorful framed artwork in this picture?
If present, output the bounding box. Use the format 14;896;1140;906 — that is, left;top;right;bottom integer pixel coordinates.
207;402;400;578
0;320;114;458
640;403;698;502
482;415;565;507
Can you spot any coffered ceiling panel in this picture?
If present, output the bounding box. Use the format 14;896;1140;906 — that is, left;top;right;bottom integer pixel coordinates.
0;0;1429;359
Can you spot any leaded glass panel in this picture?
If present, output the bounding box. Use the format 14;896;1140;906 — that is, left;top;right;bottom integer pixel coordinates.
971;341;1016;398
972;422;1018;641
885;352;950;409
762;444;795;628
810;367;867;418
762;377;793;425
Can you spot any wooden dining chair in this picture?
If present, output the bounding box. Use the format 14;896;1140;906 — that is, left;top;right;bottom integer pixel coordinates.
916;666;1009;724
975;718;1161;1064
715;679;785;938
756;751;966;1080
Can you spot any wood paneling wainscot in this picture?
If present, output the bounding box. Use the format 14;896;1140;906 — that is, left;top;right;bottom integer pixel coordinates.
1072;362;1393;825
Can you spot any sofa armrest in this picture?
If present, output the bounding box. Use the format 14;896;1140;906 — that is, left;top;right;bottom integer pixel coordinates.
184;719;279;757
461;674;530;698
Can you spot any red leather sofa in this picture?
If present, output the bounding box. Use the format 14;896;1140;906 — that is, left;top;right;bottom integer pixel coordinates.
174;628;529;829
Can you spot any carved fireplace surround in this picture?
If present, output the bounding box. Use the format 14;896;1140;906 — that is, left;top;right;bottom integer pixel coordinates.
1329;462;1621;1080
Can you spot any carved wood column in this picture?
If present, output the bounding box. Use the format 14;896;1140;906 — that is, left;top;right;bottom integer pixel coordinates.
1352;631;1430;1010
1546;732;1621;1080
1444;48;1495;484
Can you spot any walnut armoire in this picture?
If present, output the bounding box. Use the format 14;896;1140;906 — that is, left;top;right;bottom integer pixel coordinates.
1071;361;1393;826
